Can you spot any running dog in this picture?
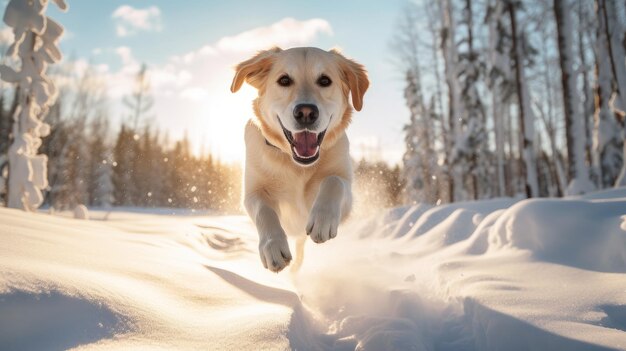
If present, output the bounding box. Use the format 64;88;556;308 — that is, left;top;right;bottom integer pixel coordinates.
231;47;369;272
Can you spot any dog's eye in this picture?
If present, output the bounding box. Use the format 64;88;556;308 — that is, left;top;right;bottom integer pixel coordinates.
317;75;332;87
277;75;292;87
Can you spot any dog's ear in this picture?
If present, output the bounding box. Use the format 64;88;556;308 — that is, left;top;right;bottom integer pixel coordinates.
331;49;369;111
231;47;282;93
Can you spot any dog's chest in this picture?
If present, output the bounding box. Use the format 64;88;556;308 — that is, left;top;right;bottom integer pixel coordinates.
271;171;319;236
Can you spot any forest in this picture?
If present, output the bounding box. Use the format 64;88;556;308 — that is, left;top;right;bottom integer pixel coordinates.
398;0;626;204
0;0;625;212
0;60;241;211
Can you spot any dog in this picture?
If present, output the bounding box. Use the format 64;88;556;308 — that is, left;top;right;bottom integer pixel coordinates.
230;47;369;272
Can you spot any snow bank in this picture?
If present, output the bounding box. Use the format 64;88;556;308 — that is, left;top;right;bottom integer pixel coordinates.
1;189;626;350
73;204;89;220
293;191;626;350
492;198;626;273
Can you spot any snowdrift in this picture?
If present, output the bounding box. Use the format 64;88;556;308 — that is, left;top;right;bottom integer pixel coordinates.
1;189;625;350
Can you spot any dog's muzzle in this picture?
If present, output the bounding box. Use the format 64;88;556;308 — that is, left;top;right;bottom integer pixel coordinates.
278;117;327;165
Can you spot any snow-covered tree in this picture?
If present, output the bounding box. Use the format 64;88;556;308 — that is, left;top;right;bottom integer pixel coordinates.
554;0;595;195
0;0;67;210
508;0;539;197
402;67;436;204
392;3;437;205
456;0;489;200
113;125;136;206
422;1;450;202
440;0;465;202
594;0;623;188
486;0;513;197
597;0;626;187
89;114;113;207
576;0;595;169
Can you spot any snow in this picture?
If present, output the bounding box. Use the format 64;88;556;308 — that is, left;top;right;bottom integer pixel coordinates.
73;204;88;219
1;188;626;350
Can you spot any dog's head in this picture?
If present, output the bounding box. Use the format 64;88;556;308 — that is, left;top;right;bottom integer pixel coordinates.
231;47;369;166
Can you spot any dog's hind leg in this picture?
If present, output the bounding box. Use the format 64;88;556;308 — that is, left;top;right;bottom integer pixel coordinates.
290;237;306;273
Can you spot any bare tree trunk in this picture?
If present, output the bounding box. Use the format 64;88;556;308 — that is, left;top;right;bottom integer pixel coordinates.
599;0;626;186
486;0;509;197
578;0;595;169
440;0;463;202
536;29;565;196
554;0;595;195
594;0;624;188
493;95;506;197
425;1;449;203
508;1;539;198
506;105;516;196
466;0;478;200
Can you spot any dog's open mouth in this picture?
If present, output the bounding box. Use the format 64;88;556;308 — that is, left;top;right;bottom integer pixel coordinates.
278;119;326;165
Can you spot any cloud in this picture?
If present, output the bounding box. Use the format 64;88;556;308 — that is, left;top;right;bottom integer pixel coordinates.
87;18;334;161
215;17;333;52
112;5;162;37
108;17;334;97
180;87;209;101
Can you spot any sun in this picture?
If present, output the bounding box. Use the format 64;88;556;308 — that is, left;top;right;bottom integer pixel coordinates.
190;82;258;164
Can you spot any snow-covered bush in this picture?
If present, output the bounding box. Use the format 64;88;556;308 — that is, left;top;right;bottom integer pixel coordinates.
73;204;88;220
0;0;67;211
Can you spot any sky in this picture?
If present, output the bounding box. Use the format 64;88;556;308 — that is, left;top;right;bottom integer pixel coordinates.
17;0;410;164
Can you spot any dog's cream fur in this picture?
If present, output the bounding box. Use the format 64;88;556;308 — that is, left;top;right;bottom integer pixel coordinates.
231;47;369;272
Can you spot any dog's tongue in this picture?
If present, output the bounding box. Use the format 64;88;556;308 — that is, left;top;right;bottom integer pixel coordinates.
293;131;318;158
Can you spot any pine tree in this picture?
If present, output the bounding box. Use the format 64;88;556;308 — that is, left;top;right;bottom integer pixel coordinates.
168;136;191;207
133;126;151;205
88;114;113;207
113;125;136;206
147;130;166;206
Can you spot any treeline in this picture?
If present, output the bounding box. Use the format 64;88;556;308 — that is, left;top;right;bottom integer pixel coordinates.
0;64;241;212
397;0;626;204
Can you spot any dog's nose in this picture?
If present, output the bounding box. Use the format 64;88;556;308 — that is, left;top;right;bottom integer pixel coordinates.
293;104;319;126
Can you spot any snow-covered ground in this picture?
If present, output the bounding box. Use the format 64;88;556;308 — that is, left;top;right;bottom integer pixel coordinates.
1;189;626;350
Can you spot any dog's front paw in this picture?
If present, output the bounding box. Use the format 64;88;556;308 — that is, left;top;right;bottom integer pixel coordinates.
259;235;292;272
306;205;340;244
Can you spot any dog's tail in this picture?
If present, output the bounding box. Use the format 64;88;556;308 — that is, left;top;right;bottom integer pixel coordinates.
290;237;306;273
